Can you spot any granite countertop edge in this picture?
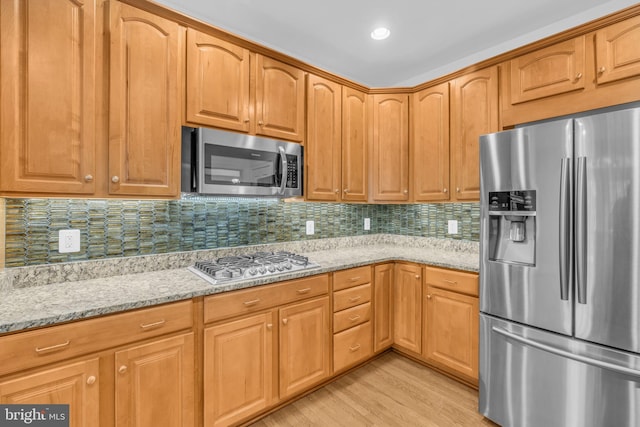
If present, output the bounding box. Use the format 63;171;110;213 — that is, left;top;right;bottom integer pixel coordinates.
0;242;479;334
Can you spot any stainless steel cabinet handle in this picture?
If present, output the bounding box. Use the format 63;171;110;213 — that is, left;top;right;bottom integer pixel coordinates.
111;176;120;183
35;340;70;353
140;319;165;330
576;157;587;304
492;327;640;378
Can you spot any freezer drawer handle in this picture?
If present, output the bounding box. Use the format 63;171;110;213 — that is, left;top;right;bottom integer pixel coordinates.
492;326;640;378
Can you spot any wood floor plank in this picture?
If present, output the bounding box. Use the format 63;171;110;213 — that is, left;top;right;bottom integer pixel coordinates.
250;352;497;427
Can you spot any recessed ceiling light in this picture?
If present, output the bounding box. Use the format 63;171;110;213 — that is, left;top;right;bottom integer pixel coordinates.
370;27;390;41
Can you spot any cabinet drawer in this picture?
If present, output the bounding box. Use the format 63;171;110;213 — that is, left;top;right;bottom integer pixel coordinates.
0;300;193;376
333;266;371;291
424;267;478;296
333;283;371;312
333;302;371;333
204;274;329;323
333;322;372;372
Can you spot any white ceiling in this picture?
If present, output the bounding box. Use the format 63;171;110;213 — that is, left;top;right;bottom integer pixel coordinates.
155;0;639;87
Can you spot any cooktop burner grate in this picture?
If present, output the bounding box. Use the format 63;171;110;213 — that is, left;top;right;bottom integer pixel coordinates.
188;251;320;285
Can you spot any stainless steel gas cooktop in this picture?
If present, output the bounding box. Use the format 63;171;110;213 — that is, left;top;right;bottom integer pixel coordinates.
188;251;320;285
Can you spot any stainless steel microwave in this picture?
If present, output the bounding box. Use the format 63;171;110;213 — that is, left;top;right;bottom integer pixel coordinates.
181;127;303;197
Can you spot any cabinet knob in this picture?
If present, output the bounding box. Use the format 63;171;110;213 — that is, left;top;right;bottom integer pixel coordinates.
335;189;339;194
343;189;349;193
118;365;127;374
575;72;583;80
266;323;273;330
258;120;264;126
86;375;96;385
456;187;460;192
415;275;420;280
282;318;288;325
84;174;93;182
111;176;120;183
598;66;606;74
427;294;432;299
244;118;250;123
403;189;408;194
443;188;448;193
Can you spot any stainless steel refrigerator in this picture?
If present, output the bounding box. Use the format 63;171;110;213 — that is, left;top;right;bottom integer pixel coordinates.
479;103;640;427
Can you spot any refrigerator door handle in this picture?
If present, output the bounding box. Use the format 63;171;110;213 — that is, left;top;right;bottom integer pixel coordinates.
559;158;571;300
576;157;587;304
492;326;640;378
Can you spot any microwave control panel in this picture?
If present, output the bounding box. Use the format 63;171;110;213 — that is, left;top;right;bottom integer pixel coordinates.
286;155;299;188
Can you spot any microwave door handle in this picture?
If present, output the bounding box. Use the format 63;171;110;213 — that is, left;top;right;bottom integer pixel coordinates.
278;146;287;195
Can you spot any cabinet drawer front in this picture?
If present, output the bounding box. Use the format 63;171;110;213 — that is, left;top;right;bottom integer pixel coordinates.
333;283;371;312
333;322;372;372
0;301;193;376
424;267;478;296
333;302;371;333
204;274;329;323
333;266;372;291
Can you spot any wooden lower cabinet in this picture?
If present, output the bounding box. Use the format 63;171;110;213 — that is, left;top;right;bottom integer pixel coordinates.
115;333;195;427
204;312;275;427
393;263;423;354
373;263;394;351
279;297;331;399
0;357;100;426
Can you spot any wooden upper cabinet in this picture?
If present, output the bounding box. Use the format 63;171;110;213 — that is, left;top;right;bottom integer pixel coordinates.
185;29;250;132
255;55;305;142
108;2;182;197
450;67;498;201
305;75;342;201
510;36;586;104
0;0;96;195
370;94;410;202
595;15;640;85
411;82;450;202
342;87;369;202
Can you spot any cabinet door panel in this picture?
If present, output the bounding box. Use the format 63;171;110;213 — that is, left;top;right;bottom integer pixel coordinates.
424;286;479;382
374;263;394;351
451;67;498;201
371;94;409;201
109;2;181;197
115;333;194;427
186;29;250;132
205;313;274;427
255;55;305;141
305;75;341;201
342;88;368;201
596;15;640;84
510;37;585;104
279;297;330;398
412;83;450;201
0;358;99;426
0;0;96;194
393;263;422;354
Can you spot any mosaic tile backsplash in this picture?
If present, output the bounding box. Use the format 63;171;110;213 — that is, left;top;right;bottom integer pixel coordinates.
3;197;479;267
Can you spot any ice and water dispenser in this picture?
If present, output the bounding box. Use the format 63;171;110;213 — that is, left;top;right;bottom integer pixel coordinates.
486;190;536;266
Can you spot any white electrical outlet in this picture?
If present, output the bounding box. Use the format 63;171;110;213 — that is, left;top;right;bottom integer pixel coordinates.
306;220;315;235
59;229;81;253
364;218;371;230
447;220;459;235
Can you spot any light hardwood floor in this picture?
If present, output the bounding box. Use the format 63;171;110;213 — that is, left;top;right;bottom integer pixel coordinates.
250;351;497;426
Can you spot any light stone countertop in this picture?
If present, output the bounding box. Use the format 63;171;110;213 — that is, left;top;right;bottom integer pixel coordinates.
0;236;479;334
